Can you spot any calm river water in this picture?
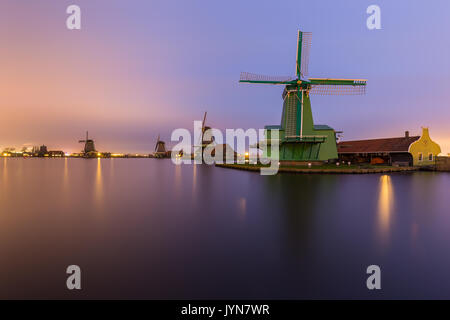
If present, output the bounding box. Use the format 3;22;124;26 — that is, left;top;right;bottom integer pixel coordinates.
0;158;449;299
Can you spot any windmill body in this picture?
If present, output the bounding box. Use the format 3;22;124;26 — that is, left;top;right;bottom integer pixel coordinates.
153;135;168;158
240;31;366;163
155;141;166;153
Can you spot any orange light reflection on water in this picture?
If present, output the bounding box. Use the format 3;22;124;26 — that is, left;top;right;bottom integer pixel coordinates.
377;174;394;248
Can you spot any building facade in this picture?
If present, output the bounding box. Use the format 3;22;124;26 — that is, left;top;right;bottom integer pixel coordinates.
408;128;441;166
337;128;441;167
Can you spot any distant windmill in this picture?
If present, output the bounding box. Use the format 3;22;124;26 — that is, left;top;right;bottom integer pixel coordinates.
154;134;167;158
200;111;214;147
239;30;367;162
79;131;97;157
193;111;215;161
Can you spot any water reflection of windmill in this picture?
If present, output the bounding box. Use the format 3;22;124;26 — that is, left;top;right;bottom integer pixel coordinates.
153;134;167;158
79;131;97;158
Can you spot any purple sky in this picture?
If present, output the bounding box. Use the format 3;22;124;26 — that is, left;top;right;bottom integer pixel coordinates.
1;0;449;153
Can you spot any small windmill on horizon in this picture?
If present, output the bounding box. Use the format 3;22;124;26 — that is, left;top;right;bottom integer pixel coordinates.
79;131;97;158
153;134;167;158
239;30;367;162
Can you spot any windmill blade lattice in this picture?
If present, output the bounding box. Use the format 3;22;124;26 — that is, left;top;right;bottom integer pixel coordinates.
309;84;366;95
239;72;295;84
299;32;312;78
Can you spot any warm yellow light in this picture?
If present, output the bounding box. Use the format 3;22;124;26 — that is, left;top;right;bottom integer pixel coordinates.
245;152;249;156
97;153;102;156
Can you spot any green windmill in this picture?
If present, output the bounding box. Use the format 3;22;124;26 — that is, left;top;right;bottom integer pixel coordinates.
240;30;366;163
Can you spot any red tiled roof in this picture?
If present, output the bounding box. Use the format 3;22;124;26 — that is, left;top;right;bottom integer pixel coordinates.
337;136;420;154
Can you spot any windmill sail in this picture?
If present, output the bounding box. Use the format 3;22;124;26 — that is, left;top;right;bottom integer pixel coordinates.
309;84;366;95
199;111;214;146
309;78;367;95
202;112;207;132
239;72;295;84
296;31;312;78
199;111;207;146
155;135;160;152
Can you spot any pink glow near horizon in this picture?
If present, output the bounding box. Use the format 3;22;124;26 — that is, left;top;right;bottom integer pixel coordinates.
1;1;449;154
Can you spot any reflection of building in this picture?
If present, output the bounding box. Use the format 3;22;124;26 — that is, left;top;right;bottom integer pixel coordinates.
338;128;441;167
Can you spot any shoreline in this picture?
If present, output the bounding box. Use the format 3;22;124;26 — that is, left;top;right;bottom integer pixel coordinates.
215;163;420;174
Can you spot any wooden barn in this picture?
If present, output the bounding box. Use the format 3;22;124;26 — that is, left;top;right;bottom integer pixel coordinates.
337;128;441;167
